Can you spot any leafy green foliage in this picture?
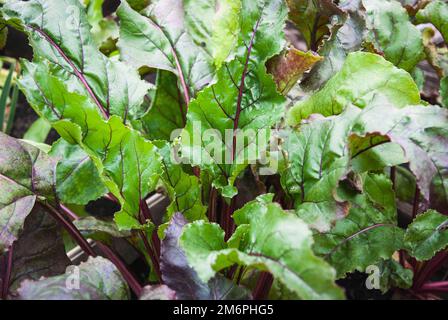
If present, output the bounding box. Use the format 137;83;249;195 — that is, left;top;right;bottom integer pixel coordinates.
363;0;424;71
0;0;447;301
404;210;448;261
181;0;287;198
376;259;413;293
3;0;150;121
17;256;130;300
180;195;344;299
117;0;215;97
288;52;420;125
0;132;56;254
314;173;403;278
50;139;107;205
286;0;343;50
416;0;448;42
161;213;251;299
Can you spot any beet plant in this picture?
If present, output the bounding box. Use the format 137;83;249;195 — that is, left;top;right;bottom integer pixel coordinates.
0;0;447;300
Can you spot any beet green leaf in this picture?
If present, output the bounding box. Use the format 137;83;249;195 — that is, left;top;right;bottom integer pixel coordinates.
180;195;344;299
0;132;57;254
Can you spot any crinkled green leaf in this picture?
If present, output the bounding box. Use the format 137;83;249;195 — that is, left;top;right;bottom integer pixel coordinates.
180;0;287;198
404;210;448;261
416;0;448;42
161;213;251;300
17;256;130;300
350;104;448;202
281;109;358;232
0;132;57;254
184;0;241;68
18;61;162;230
286;0;343;50
300;0;366;91
376;259;413;293
362;0;424;71
117;0;214;97
7;206;70;293
157;141;207;222
50;139;107;205
2;0;150;121
180;195;344;300
288;52;420;125
314;173;404;278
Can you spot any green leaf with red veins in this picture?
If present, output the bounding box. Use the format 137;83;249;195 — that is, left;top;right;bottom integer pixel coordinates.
180;195;344;300
314;173;404;278
140;70;187;141
2;0;150;122
18;61;162;230
404;210;448;261
50;139;107;206
180;0;288;198
281;108;359;232
362;0;424;72
117;0;215;100
0;132;57;254
288;52;421;125
349;104;448;202
184;0;241;69
157;141;207;223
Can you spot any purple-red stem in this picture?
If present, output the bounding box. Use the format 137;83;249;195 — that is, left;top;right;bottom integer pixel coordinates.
208;188;218;222
224;198;236;241
412;186;420;219
418;281;448;293
138;230;162;283
43;203;97;256
58;204;144;296
1;243;14;299
252;272;274;300
138;200;162;282
414;251;448;289
232;19;261;161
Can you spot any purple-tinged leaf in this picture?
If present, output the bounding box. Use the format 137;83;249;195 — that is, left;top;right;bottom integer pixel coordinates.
161;213;251;300
140;285;177;300
17;256;130;300
0;132;57;254
5;206;70;295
